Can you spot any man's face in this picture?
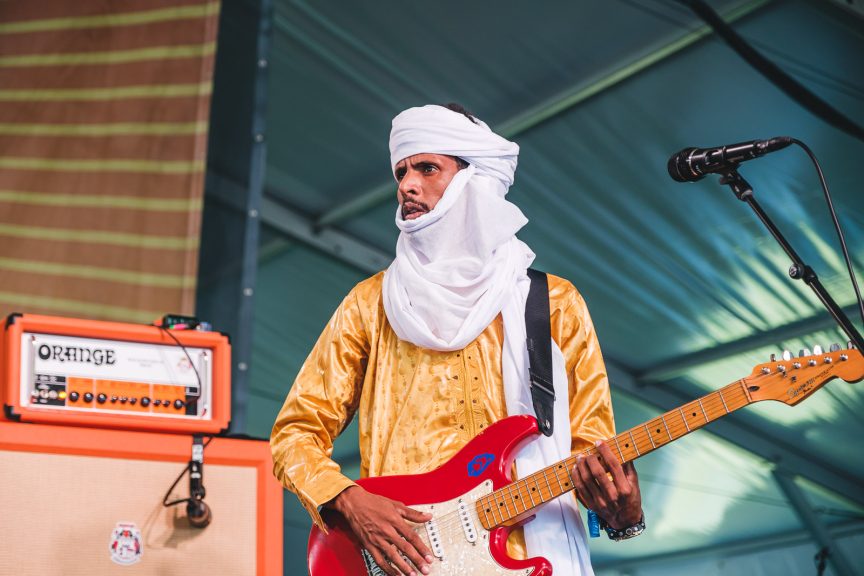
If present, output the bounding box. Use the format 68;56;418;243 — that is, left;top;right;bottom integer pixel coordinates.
394;153;463;220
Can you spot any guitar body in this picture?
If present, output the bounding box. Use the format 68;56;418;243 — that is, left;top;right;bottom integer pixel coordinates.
308;415;552;576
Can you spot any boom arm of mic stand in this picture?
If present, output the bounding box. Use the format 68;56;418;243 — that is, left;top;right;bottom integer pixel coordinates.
717;167;864;351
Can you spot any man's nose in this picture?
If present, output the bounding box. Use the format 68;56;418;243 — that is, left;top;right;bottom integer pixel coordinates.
398;171;420;197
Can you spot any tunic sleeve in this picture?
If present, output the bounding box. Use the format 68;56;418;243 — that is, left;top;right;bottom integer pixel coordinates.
550;280;616;454
270;287;370;532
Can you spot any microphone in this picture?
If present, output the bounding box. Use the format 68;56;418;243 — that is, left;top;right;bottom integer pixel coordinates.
667;137;793;182
186;435;212;528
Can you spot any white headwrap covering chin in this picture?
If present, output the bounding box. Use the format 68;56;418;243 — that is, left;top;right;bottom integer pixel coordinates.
383;105;594;575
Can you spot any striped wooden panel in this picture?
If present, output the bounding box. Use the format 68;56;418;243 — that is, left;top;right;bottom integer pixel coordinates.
0;0;220;323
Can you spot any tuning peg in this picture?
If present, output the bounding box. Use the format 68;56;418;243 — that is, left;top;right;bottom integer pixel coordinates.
799;348;811;358
829;343;840;352
782;350;792;361
813;345;823;355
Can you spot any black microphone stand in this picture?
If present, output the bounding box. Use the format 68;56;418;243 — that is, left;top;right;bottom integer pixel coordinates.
716;166;864;351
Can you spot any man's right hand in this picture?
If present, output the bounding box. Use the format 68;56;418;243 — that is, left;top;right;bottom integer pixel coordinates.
329;485;434;576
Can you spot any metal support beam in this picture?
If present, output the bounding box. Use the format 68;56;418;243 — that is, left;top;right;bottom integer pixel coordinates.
637;304;861;382
773;469;859;576
261;196;391;274
207;172;392;276
314;0;772;228
197;0;272;434
606;360;864;508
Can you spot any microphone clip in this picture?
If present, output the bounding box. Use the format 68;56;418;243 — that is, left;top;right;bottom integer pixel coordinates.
162;434;212;529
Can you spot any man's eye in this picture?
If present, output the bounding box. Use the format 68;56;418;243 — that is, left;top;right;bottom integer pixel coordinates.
395;169;406;181
422;165;437;174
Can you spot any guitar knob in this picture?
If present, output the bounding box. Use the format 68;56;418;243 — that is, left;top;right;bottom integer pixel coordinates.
798;348;811;358
770;353;776;362
829;343;840;352
813;345;823;355
782;350;792;361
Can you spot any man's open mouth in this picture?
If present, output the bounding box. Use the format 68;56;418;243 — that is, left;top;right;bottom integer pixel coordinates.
402;202;428;220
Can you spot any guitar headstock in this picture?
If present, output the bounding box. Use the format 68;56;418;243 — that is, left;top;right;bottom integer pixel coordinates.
745;346;863;406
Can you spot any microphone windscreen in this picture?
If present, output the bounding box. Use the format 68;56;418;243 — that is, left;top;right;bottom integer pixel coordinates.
667;148;701;182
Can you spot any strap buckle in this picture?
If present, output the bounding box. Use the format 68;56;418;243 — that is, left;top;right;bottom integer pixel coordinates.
529;370;555;399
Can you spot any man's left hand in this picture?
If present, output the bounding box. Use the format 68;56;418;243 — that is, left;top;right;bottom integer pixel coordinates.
571;440;642;529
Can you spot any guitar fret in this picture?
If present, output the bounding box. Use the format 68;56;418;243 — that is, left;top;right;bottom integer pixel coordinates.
628;431;641;455
532;475;547;503
644;424;656;448
697;398;709;423
491;496;503;525
718;391;730;414
553;466;565;492
507;484;519;516
479;498;492;527
502;485;518;517
513;483;527;514
525;477;537;507
543;470;554;499
613;436;625;463
485;495;501;526
661;416;673;441
679;407;691;432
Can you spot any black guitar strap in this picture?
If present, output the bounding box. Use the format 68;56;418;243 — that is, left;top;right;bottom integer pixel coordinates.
525;268;555;437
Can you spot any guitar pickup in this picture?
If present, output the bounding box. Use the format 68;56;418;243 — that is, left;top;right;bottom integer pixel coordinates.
457;499;477;543
424;516;444;559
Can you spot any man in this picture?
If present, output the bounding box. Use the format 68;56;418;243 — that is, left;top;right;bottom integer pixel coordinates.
271;104;643;576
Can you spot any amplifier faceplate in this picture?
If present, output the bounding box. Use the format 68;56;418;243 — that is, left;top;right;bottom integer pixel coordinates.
2;314;230;433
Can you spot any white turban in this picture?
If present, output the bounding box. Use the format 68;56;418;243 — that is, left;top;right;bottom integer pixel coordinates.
382;105;594;575
389;104;519;190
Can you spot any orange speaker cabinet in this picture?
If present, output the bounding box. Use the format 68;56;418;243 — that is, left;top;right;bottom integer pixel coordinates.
1;313;231;434
0;420;282;575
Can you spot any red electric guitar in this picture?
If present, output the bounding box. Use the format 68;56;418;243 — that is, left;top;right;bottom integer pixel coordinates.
308;347;863;575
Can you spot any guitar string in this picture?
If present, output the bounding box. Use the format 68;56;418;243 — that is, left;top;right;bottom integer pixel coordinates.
483;380;754;525
410;377;754;537
408;364;835;536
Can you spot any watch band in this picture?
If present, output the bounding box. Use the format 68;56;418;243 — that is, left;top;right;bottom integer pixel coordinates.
600;514;646;541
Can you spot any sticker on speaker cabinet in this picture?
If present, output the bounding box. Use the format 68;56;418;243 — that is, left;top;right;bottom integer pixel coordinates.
109;522;143;565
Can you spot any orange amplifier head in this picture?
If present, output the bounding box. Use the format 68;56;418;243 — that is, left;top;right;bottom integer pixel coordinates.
1;313;231;433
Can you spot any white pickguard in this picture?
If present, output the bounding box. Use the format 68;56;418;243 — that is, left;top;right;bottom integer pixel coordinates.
392;480;536;576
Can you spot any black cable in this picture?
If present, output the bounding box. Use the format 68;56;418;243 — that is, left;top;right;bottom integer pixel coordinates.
676;0;864;144
162;435;214;508
154;324;203;403
791;138;864;332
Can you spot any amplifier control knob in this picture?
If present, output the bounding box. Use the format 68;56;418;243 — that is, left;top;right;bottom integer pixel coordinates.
69;392;80;402
97;393;107;404
173;399;184;410
141;397;151;407
152;399;161;407
120;397;128;404
129;397;137;405
110;396;118;403
84;392;94;402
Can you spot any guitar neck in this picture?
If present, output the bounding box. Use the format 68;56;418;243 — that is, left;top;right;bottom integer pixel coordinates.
475;379;752;528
